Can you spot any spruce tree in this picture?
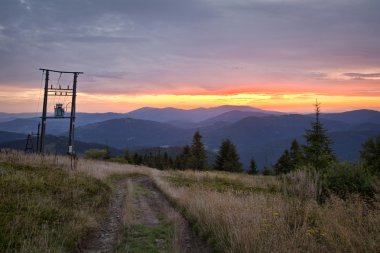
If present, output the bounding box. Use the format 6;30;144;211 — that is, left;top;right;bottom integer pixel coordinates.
189;131;208;170
214;139;242;172
361;134;380;175
248;158;258;175
274;149;292;174
124;148;131;163
174;145;192;170
162;152;171;169
303;102;335;171
289;139;304;168
104;146;111;160
274;139;304;174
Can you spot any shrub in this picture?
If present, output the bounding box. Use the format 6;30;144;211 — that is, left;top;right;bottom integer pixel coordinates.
322;162;378;200
248;158;258;175
262;167;274;176
361;134;380;175
84;148;109;160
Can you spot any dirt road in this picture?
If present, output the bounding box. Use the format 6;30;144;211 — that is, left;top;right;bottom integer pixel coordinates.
77;175;210;253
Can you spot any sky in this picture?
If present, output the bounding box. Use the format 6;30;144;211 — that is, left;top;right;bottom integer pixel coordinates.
0;0;379;113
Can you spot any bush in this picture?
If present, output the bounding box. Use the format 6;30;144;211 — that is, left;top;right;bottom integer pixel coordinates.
84;148;109;160
262;167;274;176
322;162;378;200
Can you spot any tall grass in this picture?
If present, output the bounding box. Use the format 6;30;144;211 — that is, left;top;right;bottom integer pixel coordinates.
0;161;110;252
1;150;379;252
155;169;380;252
0;150;154;252
0;149;152;179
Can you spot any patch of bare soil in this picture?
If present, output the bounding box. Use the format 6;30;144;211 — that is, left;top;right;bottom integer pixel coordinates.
76;179;128;253
129;176;211;253
77;175;211;253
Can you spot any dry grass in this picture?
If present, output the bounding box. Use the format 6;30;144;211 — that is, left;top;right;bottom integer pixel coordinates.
2;150;379;253
0;149;153;179
155;169;380;253
167;169;279;189
0;157;111;252
0;150;155;253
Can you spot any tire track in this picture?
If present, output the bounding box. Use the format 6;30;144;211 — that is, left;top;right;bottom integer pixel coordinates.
77;175;210;253
77;179;128;253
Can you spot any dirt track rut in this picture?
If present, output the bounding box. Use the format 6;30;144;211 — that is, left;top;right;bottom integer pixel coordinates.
77;175;210;253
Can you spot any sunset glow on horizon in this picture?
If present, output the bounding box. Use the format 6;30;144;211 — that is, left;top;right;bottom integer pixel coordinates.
0;0;379;113
1;87;380;113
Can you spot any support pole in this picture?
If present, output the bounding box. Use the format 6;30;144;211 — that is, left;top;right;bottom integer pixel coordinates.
39;70;49;153
68;73;78;154
36;123;40;153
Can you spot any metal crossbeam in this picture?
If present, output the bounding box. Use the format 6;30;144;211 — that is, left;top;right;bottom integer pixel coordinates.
39;68;83;74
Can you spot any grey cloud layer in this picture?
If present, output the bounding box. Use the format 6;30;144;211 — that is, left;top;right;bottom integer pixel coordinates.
0;0;379;94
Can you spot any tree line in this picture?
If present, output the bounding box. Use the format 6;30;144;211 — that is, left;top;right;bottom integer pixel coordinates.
84;102;380;178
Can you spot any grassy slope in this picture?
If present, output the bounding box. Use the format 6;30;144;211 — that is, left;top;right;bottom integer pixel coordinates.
1;151;379;253
0;162;111;253
156;170;380;253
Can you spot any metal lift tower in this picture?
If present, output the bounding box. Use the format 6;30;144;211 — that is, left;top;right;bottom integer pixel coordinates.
38;68;83;155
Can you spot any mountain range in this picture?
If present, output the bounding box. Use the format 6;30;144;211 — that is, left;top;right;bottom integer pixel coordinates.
0;105;379;169
0;106;282;134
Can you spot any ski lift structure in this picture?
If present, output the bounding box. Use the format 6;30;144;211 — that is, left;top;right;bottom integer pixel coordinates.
37;68;83;156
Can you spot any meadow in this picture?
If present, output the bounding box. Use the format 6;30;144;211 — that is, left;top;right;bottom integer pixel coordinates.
0;150;379;252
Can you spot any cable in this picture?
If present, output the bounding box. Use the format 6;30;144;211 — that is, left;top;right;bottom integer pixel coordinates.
57;72;62;87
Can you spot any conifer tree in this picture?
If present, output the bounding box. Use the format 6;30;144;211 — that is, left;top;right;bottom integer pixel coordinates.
189;131;208;170
275;139;305;174
136;153;143;165
179;145;192;169
289;139;304;168
303;102;335;171
214;139;242;172
104;146;111;160
361;134;380;175
274;149;292;174
124;148;131;163
162;152;171;169
248;158;258;175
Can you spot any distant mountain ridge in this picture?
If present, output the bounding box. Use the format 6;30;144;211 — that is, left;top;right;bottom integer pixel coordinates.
0;133;122;155
124;105;283;123
199;110;283;125
0;107;379;169
75;118;191;149
72;111;379;168
0;105;283;134
319;109;380;125
0;112;40;123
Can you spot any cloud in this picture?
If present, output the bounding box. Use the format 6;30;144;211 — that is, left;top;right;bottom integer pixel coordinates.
343;73;380;80
0;0;379;100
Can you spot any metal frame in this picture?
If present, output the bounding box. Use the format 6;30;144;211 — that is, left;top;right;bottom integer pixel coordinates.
38;68;83;154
